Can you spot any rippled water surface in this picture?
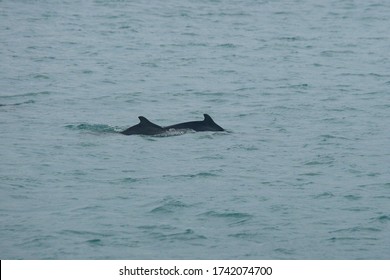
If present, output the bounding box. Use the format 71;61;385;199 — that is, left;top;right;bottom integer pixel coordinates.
1;0;390;259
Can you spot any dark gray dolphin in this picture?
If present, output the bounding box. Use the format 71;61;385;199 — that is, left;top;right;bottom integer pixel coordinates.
120;114;224;136
120;116;165;135
164;114;224;132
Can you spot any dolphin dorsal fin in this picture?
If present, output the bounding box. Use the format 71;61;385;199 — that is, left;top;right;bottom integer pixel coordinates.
138;116;151;124
203;114;213;123
138;116;162;129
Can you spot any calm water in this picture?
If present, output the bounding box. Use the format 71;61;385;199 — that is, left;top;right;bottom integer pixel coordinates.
1;0;389;259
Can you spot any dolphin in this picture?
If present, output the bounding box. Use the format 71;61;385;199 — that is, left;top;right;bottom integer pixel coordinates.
120;114;224;136
164;114;224;132
120;116;165;135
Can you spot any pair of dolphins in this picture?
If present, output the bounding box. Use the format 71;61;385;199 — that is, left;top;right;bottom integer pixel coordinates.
121;114;224;135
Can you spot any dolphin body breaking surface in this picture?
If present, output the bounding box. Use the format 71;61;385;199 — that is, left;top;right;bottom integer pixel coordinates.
120;114;224;136
120;116;165;135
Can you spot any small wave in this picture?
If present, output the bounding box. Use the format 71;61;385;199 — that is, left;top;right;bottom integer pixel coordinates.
150;198;190;214
299;172;322;176
198;211;253;224
121;177;142;184
371;215;390;223
65;123;119;133
235;87;256;92
343;194;361;201
304;161;324;166
228;232;264;244
137;225;206;241
165;229;207;241
86;239;103;246
0;91;51;99
153;229;206;242
60;230;113;237
312;192;335;199
276;36;306;41
71;205;103;212
321;50;355;57
228;144;259;151
18;235;56;247
330;226;380;234
163;171;220;180
274;248;295;256
319;134;350;140
328;236;378;243
341;206;372;212
138;224;176;231
31;74;50;79
217;43;238;48
0;100;35;107
328;237;360;241
304;156;334;166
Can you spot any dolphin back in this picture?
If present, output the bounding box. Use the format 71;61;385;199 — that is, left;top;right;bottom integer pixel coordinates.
121;116;165;135
121;114;224;135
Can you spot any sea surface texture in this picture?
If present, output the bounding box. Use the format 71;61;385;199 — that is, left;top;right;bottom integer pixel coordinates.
1;0;389;259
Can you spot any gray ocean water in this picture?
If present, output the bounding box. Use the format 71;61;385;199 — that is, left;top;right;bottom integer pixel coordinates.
1;0;390;260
